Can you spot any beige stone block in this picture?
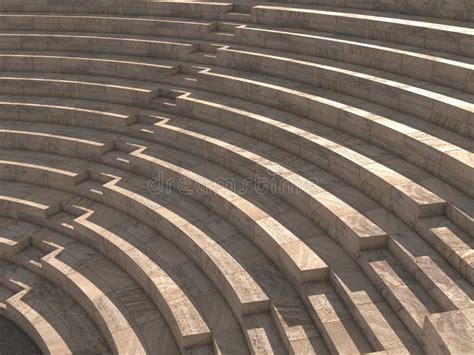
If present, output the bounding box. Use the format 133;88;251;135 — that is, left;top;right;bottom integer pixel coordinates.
423;310;474;355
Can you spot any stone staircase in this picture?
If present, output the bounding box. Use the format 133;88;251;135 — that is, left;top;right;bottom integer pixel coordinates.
0;0;471;354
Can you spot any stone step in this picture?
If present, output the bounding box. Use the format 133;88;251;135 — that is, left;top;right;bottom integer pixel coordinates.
0;222;148;354
216;46;474;142
0;31;199;59
301;280;374;353
417;217;473;284
251;5;474;57
223;12;253;23
95;176;272;318
128;146;329;284
64;201;213;350
0;95;139;130
359;248;441;343
176;69;451;219
423;310;474;354
154;116;389;253
0;262;110;354
176;83;473;200
0;150;90;187
0;121;115;160
200;0;474;21
0;13;217;38
217;21;246;32
0;1;234;20
234;25;474;93
0;51;180;82
0;182;68;219
0;71;162;107
388;232;474;311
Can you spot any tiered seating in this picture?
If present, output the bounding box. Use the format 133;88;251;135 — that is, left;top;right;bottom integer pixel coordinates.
251;6;474;57
0;0;472;353
208;0;474;21
0;259;110;354
0;156;424;354
234;25;473;92
0;1;235;20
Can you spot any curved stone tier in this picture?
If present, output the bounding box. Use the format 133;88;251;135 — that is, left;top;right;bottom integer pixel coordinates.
0;0;472;354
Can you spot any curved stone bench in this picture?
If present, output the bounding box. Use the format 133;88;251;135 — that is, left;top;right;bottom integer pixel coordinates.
0;159;271;324
0;143;422;354
0;13;216;38
216;47;474;142
0;156;311;353
157;98;472;275
388;232;474;312
70;204;213;349
0;182;69;219
203;0;474;21
0;263;109;354
189;67;473;193
129;146;328;283
180;70;453;213
0;214;146;354
0;52;179;82
1;96;468;316
151;103;440;229
0;72;162;106
251;6;474;57
0;32;197;59
234;25;474;93
0;150;90;187
152;115;388;254
0;96;139;129
0;198;181;354
0;121;115;160
359;248;442;342
0;1;234;20
176;81;473;197
101;176;271;317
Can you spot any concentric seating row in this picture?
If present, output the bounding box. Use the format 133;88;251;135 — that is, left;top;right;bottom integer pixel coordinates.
251;5;474;57
0;0;472;353
0;1;235;20
0;184;209;353
0;259;110;354
0;108;468;354
0;80;470;354
0;162;424;355
234;25;474;93
202;0;474;21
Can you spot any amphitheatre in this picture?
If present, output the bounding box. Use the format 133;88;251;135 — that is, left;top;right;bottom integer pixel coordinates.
0;0;472;353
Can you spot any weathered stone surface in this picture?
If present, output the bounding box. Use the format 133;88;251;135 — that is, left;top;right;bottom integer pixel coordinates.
0;0;470;353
